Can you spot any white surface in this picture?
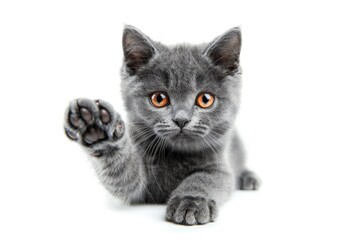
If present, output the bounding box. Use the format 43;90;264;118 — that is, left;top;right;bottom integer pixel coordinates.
0;0;359;239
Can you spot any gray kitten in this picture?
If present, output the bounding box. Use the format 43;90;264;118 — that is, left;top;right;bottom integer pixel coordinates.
64;25;260;225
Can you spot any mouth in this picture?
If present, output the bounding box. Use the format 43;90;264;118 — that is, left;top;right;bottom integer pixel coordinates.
156;128;206;141
172;130;205;140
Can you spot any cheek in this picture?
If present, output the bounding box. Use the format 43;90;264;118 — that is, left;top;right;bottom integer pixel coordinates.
197;98;236;124
217;100;238;123
192;108;218;128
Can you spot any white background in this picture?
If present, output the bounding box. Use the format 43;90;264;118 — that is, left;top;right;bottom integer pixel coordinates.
0;0;359;239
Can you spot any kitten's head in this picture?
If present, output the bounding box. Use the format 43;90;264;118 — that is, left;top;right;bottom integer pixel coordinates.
121;25;242;152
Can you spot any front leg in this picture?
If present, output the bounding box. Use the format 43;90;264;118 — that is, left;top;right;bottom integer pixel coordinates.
166;170;233;225
64;98;147;203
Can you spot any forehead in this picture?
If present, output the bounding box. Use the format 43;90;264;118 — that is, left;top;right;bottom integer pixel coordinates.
136;45;225;93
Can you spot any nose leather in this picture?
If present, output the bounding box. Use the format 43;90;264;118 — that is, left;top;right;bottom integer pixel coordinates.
172;109;191;129
172;118;190;128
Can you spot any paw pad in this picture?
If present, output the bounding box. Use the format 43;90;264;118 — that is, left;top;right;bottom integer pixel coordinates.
100;108;111;123
80;107;93;123
69;114;80;128
84;126;106;144
65;128;78;140
65;99;122;146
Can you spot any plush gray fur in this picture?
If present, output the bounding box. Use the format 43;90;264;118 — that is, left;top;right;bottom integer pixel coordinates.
64;25;260;225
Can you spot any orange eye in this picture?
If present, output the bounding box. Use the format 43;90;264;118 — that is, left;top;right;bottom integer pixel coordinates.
196;93;215;108
150;92;169;108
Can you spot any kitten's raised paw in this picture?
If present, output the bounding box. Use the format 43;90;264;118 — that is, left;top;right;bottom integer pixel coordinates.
238;170;261;190
64;98;124;146
166;196;218;225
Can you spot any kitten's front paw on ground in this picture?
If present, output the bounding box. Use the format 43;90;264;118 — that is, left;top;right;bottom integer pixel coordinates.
166;196;218;225
64;98;124;146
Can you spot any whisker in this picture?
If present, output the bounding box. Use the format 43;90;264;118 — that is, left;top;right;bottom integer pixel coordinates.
155;125;171;128
193;125;208;130
156;129;177;133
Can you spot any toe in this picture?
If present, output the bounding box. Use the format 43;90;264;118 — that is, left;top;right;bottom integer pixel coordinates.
185;209;196;225
174;212;185;224
208;200;218;221
195;203;210;224
69;114;80;128
166;197;180;221
100;108;111;124
114;122;125;138
65;128;78;140
80;107;93;124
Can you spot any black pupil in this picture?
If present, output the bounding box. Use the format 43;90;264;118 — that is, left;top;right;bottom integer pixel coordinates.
202;94;210;104
156;93;165;103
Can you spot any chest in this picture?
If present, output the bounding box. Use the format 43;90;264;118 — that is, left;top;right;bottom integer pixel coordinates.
142;152;218;203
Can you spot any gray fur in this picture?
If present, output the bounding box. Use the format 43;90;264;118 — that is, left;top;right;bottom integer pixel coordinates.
64;25;260;225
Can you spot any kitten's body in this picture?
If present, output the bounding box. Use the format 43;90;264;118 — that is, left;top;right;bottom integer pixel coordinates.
138;129;247;204
64;26;259;225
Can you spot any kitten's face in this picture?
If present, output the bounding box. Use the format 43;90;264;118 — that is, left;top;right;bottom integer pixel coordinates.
121;26;241;151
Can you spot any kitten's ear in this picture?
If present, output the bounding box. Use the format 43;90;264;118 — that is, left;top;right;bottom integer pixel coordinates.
122;25;156;74
204;27;241;74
